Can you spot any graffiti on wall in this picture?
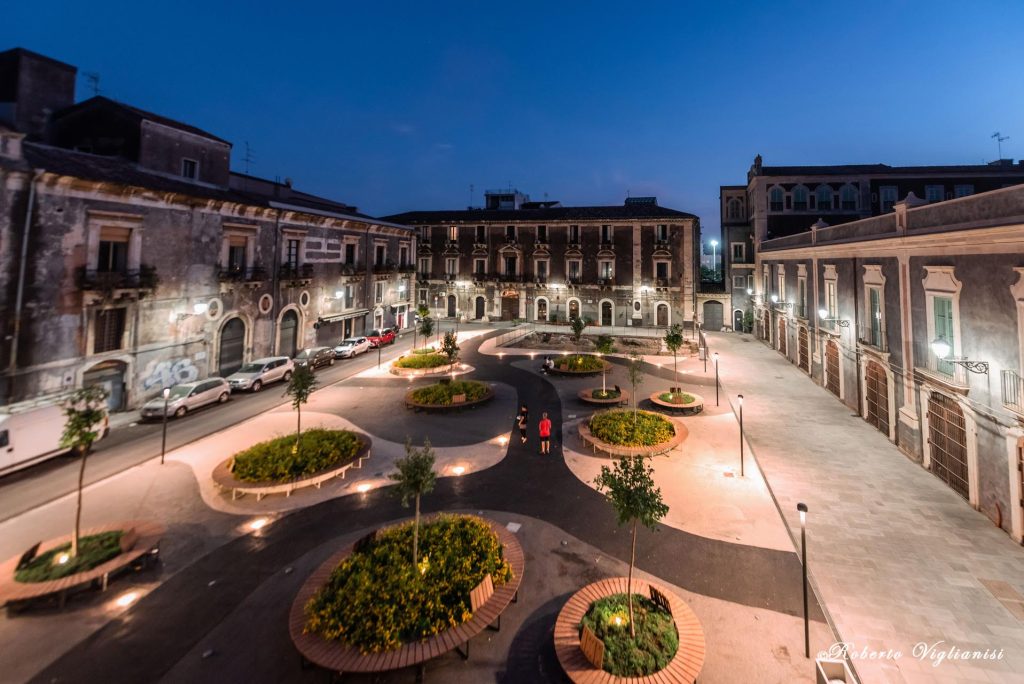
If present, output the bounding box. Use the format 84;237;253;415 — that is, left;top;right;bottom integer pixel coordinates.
141;357;200;391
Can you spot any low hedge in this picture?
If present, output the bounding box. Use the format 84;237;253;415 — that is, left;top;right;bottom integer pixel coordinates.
580;593;678;677
411;346;437;355
15;531;123;583
410;380;489;406
393;353;451;369
304;514;513;653
591;389;621;399
231;429;362;483
658;391;696;405
557;354;606;372
589;410;675;447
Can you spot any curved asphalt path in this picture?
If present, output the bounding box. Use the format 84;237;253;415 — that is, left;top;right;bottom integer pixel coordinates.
32;331;823;683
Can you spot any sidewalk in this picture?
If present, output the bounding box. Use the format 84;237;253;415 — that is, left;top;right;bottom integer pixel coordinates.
709;332;1024;684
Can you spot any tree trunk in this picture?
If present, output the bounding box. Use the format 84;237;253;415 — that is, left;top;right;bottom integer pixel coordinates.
413;493;420;567
72;448;88;557
628;518;637;638
673;352;677;379
296;403;302;454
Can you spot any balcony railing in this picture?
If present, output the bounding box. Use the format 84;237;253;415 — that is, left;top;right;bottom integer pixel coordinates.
397;263;415;273
78;265;158;291
1001;370;1024;414
857;324;888;352
279;263;314;280
218;265;267;283
597;277;615;287
913;340;968;387
655;277;670;288
567;276;582;285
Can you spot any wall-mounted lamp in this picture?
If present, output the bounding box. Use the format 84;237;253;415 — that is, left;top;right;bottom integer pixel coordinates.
930;337;989;374
817;308;850;328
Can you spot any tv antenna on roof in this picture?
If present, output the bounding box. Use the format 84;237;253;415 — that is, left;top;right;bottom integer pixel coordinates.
83;72;100;96
992;131;1010;159
242;141;255;175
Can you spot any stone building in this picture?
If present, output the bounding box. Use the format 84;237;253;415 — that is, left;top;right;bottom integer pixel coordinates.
755;184;1024;543
721;155;1024;334
0;48;413;411
383;191;700;329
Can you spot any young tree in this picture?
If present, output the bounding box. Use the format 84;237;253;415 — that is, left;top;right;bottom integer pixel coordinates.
569;316;587;359
742;310;754;334
627;352;645;422
60;386;109;558
284;364;318;454
593;455;669;638
389;438;437;567
418;315;434;349
663;324;684;382
441;330;460;370
595;334;615;355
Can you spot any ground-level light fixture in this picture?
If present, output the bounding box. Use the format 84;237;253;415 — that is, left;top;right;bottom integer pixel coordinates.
356;483;372;493
248;517;270;531
57;553;70;565
116;591;140;608
452;466;466;476
930;336;989;374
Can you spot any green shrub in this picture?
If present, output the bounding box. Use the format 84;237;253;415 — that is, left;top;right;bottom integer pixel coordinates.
557;354;606;372
595;334;616;354
591;389;621;399
15;531;123;583
305;514;513;652
411;346;437;355
589;410;675;446
231;429;362;483
580;593;678;676
658;391;695;405
393;353;450;369
410;381;490;406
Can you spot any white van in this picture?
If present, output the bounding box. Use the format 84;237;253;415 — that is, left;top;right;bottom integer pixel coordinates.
0;400;109;477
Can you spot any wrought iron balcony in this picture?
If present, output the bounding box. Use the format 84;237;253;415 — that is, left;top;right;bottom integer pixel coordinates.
279;263;314;280
655;277;670;288
1001;370;1024;415
913;340;969;387
218;265;267;283
857;324;888;352
77;265;158;292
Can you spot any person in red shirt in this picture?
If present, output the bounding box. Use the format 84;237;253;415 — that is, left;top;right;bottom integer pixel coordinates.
538;411;552;455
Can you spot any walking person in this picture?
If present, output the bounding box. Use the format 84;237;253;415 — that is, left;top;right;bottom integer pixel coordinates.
538;411;552;455
517;403;528;444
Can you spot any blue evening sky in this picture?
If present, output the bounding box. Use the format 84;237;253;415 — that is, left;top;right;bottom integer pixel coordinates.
3;1;1023;236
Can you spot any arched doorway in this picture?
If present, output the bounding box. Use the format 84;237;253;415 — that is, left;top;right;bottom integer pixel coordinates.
777;317;787;356
280;310;299;358
447;294;456;318
927;393;969;500
218;317;246;376
733;309;743;332
83;360;128;412
601;300;613;326
702;300;723;330
656;303;669;327
568;299;580;321
500;292;518;321
798;326;809;371
475;296;485;320
825;339;840;397
865;360;890;437
536;298;548;321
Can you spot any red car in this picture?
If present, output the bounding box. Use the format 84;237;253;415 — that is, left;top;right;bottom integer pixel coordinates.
366;328;396;348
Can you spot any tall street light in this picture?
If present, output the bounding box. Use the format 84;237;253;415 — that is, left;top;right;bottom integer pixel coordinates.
710;239;718;279
160;387;170;465
797;501;809;659
737;394;745;476
713;352;720;406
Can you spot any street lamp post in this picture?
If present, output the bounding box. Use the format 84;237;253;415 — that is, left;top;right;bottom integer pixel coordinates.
737;394;744;476
710;239;718;279
713;352;720;406
797;502;809;659
160;387;170;465
377;339;382;369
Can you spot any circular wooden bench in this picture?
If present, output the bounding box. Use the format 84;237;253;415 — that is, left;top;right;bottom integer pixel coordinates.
212;434;371;501
577;411;687;458
554;576;705;683
649;390;704;415
290;516;524;680
547;356;612;377
577;388;630;407
404;384;495;412
0;520;164;610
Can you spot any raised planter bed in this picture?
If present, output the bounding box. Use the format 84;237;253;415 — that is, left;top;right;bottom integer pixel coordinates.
0;520;164;610
548;355;612;377
290;515;524;679
649;390;704;415
212;434;372;501
578;410;686;458
577;388;630;406
389;362;472;378
405;383;495;411
554;576;705;683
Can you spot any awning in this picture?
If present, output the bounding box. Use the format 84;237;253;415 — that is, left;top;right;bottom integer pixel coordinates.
318;309;369;323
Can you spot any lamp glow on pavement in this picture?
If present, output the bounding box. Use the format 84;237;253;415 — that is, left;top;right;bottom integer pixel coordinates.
249;517;270;531
356;483;372;493
115;591;139;608
453;466;466;475
498;435;508;446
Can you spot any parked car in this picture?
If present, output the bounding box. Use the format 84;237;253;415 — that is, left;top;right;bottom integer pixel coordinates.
140;378;230;420
333;337;371;358
366;328;396;348
1;400;109;477
226;356;294;392
293;347;335;370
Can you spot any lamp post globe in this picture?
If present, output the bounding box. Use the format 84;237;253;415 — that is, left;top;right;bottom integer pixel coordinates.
160;387;171;465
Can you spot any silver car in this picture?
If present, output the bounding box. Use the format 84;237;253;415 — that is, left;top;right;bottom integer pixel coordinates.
141;378;231;420
333;337;370;358
226;356;294;392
